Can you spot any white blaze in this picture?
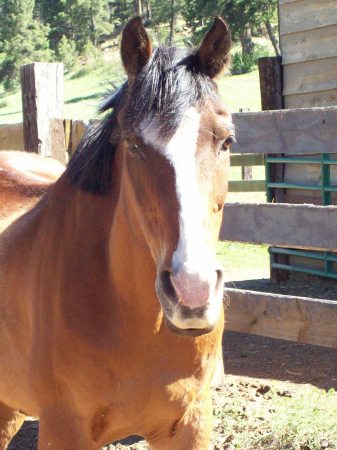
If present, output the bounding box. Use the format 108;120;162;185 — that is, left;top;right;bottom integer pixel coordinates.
141;107;216;275
142;107;223;328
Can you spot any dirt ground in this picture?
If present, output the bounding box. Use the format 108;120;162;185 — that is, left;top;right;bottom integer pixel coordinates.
8;328;337;450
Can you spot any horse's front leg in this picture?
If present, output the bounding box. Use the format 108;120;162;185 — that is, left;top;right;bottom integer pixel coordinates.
147;392;213;450
38;405;98;450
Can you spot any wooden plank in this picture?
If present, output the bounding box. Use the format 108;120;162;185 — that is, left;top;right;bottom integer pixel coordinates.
20;63;65;163
284;89;337;108
228;180;265;192
231;107;337;155
230;154;264;167
241;165;252;181
279;0;301;4
281;24;337;65
64;119;72;154
68;120;93;157
279;0;337;35
258;56;283;110
0;123;24;150
283;57;337;96
50;118;66;164
220;203;337;251
225;288;337;349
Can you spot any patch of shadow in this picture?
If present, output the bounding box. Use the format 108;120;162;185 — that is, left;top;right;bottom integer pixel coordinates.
8;420;38;450
110;435;144;447
65;92;103;105
8;420;145;449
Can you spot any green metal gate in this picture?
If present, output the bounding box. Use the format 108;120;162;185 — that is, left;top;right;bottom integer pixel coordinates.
266;154;337;279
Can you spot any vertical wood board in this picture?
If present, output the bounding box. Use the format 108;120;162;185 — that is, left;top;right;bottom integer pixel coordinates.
21;63;65;162
284;89;337;108
283;57;337;96
279;0;337;35
281;24;337;64
0;124;24;150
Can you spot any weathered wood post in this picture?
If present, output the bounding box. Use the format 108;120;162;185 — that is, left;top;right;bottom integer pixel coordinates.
20;63;66;163
239;108;252;181
258;56;287;282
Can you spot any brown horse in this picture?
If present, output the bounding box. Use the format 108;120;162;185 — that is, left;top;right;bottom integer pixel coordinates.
0;16;233;450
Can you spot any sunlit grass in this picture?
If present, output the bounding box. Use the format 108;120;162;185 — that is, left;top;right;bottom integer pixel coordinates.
213;383;337;449
0;60;261;124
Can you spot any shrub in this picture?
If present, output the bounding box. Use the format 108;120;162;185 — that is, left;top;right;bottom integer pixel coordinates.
230;44;272;75
57;36;77;70
230;52;256;75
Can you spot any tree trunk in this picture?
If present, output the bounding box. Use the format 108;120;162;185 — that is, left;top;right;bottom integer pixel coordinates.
135;0;142;15
145;0;151;21
265;20;280;57
240;28;254;56
168;0;175;45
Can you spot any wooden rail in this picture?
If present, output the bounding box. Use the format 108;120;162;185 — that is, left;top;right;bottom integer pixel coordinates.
228;153;265;193
232;107;337;154
221;202;337;349
225;288;337;348
221;202;337;251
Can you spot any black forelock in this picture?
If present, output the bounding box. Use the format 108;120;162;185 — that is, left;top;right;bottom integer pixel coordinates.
67;46;220;195
124;46;218;136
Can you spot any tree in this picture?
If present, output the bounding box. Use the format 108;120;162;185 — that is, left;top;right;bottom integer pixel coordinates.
151;0;184;44
0;0;53;90
222;0;279;55
180;0;279;55
35;0;113;52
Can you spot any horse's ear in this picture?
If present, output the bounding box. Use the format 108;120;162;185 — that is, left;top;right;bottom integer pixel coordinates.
121;16;152;83
196;17;231;79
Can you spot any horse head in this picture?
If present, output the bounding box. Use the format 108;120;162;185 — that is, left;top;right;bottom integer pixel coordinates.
117;17;233;337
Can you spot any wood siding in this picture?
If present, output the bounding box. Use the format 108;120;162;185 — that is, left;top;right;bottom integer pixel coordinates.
279;0;337;108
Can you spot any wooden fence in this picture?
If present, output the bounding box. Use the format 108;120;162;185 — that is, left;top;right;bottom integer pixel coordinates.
0;63;337;349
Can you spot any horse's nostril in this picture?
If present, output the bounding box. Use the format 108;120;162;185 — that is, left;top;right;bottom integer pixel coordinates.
160;270;178;301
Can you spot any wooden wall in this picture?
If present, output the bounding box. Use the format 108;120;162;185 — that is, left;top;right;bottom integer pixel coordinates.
279;0;337;108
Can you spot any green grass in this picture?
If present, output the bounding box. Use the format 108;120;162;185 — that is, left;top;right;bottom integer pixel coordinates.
213;383;337;449
217;69;261;112
0;59;261;124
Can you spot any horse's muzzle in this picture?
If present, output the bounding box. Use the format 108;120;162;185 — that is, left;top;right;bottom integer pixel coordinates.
156;268;224;335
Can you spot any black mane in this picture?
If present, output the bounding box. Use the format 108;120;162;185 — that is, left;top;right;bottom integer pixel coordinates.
67;46;220;196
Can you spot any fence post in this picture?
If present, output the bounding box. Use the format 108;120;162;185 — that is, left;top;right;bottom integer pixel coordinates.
238;108;252;181
258;56;287;282
258;56;283;110
20;62;66;163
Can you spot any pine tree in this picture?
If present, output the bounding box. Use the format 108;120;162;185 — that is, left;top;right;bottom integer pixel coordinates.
0;0;53;90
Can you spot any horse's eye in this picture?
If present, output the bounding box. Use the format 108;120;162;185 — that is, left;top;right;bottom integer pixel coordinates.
128;144;140;153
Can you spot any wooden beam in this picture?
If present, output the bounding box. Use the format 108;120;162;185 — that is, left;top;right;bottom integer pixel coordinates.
228;180;265;192
225;288;337;349
220;203;337;251
0;123;24;151
21;63;65;163
230;154;264;167
231;107;337;154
